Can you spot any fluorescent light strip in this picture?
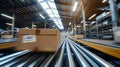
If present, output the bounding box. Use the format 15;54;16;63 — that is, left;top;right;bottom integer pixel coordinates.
88;14;96;20
73;2;78;12
106;12;110;15
69;22;71;25
1;13;13;19
102;0;107;3
39;14;45;19
6;23;13;26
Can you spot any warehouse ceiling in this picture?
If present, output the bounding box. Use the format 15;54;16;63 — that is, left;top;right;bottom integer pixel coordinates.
0;0;119;30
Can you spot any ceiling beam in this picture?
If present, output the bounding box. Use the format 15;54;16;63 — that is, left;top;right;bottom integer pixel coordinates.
0;2;37;10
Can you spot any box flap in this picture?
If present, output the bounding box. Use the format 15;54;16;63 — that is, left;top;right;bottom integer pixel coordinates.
19;28;40;35
40;29;58;35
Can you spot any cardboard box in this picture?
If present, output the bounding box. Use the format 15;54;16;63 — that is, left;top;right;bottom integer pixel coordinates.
36;29;61;52
16;28;61;52
113;27;120;43
16;29;39;51
18;28;40;35
1;35;13;39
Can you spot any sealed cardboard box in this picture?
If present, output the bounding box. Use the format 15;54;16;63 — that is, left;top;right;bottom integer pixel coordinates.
18;28;39;35
37;29;61;52
16;28;39;51
16;28;61;52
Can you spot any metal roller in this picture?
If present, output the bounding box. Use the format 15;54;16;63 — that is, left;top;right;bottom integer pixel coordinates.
70;39;114;67
0;50;30;65
67;39;90;67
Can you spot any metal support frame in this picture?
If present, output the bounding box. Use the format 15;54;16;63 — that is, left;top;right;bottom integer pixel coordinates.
109;0;119;27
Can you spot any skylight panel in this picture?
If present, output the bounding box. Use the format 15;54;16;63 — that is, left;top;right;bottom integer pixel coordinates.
46;9;53;14
48;1;56;9
38;0;44;2
40;2;49;9
48;0;54;2
49;14;55;17
55;14;60;17
52;9;59;14
38;0;64;30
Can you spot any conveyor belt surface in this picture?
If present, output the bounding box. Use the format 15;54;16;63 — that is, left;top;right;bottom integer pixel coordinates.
0;38;119;66
0;38;17;44
83;39;120;48
0;50;53;67
46;38;117;67
70;37;120;59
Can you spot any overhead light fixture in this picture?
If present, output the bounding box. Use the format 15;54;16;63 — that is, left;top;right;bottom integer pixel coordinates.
81;20;84;23
6;23;13;26
39;14;45;19
76;25;81;27
88;14;96;20
33;25;37;27
1;13;13;19
53;26;55;27
73;1;78;12
25;27;29;29
106;12;110;15
102;0;107;3
69;22;71;25
91;21;96;24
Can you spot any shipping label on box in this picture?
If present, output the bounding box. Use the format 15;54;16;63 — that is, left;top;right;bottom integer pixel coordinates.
22;35;36;43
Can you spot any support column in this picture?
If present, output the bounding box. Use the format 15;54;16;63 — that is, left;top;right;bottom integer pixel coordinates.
12;11;15;36
96;21;99;38
72;21;74;35
90;24;92;38
32;22;34;28
45;20;46;29
74;20;77;36
109;0;119;27
82;2;86;38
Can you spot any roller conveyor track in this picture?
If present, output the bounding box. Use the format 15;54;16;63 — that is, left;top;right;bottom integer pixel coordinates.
0;50;54;67
46;38;119;67
0;38;120;66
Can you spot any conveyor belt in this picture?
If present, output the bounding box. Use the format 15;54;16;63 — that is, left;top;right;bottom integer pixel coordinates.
0;38;17;44
0;38;119;66
0;50;54;67
70;37;120;59
0;42;16;50
46;38;117;67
